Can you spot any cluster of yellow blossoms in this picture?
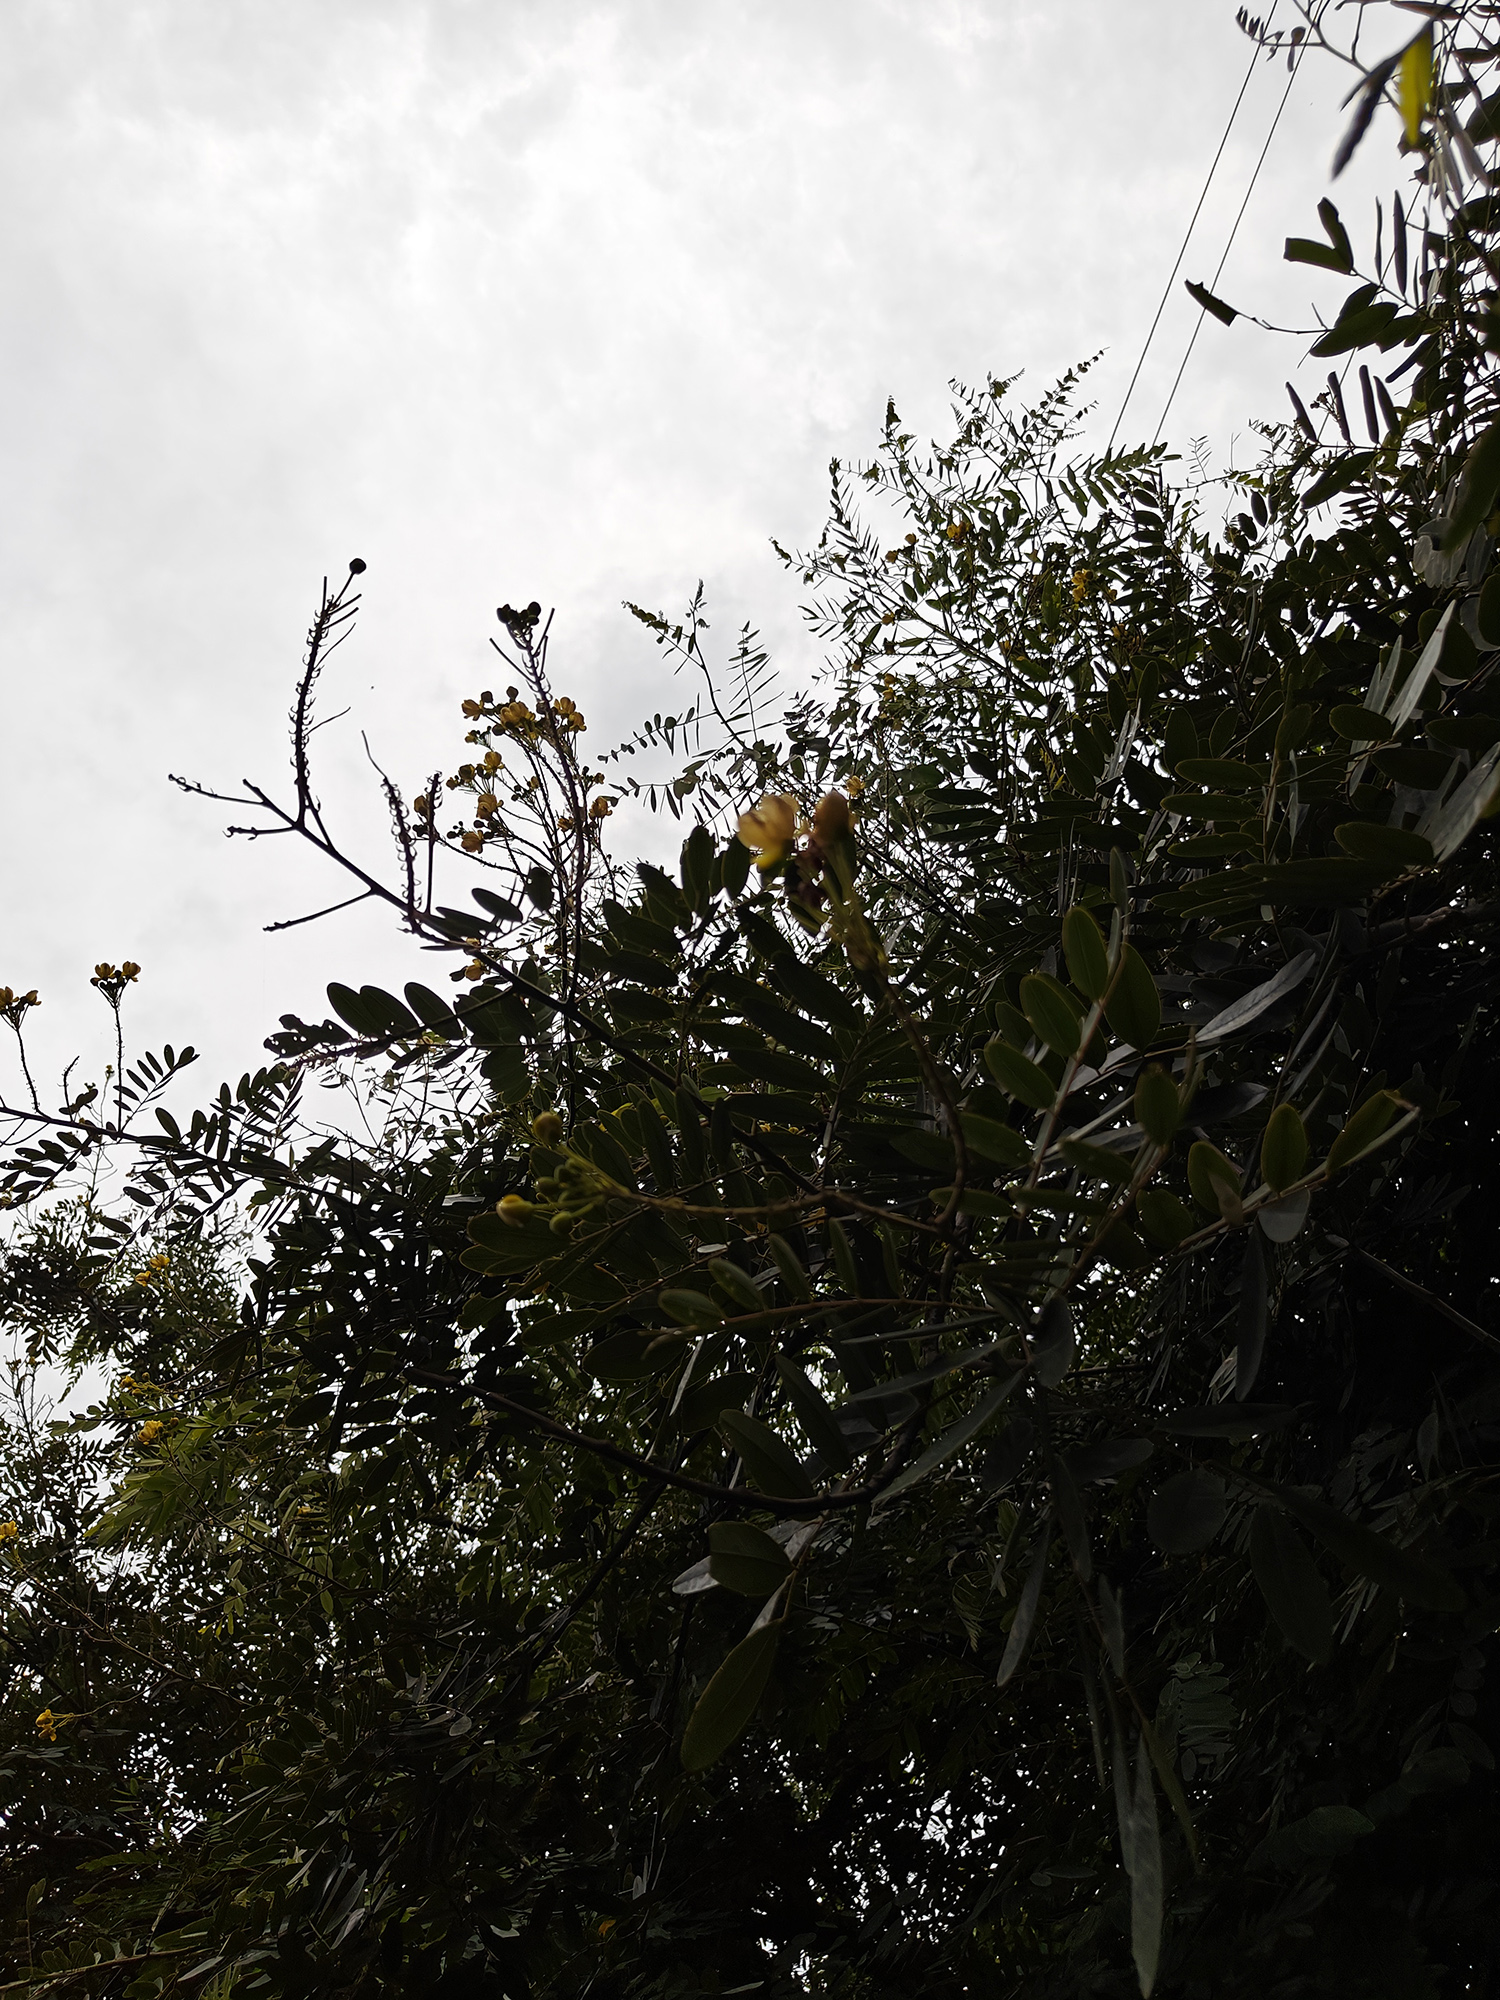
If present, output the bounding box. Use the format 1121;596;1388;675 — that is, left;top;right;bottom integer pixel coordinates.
90;961;141;1000
131;1252;171;1288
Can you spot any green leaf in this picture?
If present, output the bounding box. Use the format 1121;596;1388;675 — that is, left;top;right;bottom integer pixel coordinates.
1104;946;1161;1052
767;1235;811;1300
1129;1743;1164;1998
1147;1470;1227;1555
1302;451;1376;506
1058;1138;1134;1187
718;1410;816;1499
1285;236;1352;274
1174;756;1264;790
892;1128;956;1172
1020;972;1085;1057
326;982;393;1038
1258;1478;1462;1610
1050;1453;1092;1580
1234;1230;1269;1399
881;1376;1020;1499
1184;278;1236;326
983;1038;1056;1109
1328;704;1393;740
1030;1296;1076;1388
959;1112;1031;1167
1317;197;1354;270
1136;1187;1195;1248
775;1354;853;1470
1325;1089;1401;1177
1134;1065;1180;1146
676;1371;756;1432
680;1620;783;1771
1333;821;1433;869
1310;308;1397;358
828;1219;861;1296
584;1331;685;1382
1251;1804;1374;1872
659;1289;723;1328
1188;1140;1242;1220
707;1522;792;1597
403;983;462;1037
681;823;715;915
708;1258;765;1314
1062;904;1111;1000
1250;1505;1333;1664
1261;1103;1308;1193
996;1519;1053;1688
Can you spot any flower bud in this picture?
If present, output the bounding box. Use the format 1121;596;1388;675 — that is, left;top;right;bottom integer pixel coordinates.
496;1193;533;1227
812;791;852;846
531;1111;564;1145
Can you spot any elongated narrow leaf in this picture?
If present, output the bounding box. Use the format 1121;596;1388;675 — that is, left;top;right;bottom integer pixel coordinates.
680;1620;783;1771
775;1354;853;1471
1199;950;1316;1043
1130;1741;1164;1998
1020;972;1084;1057
996;1518;1053;1688
1185;278;1236;326
881;1375;1020;1499
1255;1477;1462;1610
718;1410;816;1500
1062;904;1110;1000
1051;1454;1093;1581
1235;1232;1269;1400
983;1038;1057;1109
1148;1470;1227;1554
1104;946;1161;1052
708;1522;792;1598
1250;1505;1333;1664
1418;740;1500;862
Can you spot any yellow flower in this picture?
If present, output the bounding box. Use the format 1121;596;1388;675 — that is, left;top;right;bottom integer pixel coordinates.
461;830;484;853
736;793;798;869
462;960;486;980
121;962;141;981
496;1193;534;1227
1071;567;1091;605
137;1420;164;1446
0;1520;18;1542
36;1709;60;1742
588;796;613;819
477;792;499;816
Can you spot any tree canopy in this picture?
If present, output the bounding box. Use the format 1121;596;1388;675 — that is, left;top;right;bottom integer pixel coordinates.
3;6;1500;1995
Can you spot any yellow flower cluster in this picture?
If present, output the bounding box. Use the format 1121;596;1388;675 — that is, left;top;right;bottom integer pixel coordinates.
36;1708;64;1742
736;793;799;869
1072;567;1092;605
136;1419;165;1447
0;1520;18;1543
90;961;141;992
131;1253;170;1288
0;986;40;1012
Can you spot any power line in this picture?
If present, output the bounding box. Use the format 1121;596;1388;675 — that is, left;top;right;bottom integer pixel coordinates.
1151;37;1307;447
1106;9;1276;455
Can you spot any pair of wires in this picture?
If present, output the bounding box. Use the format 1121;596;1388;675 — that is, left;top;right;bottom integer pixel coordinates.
1109;3;1317;455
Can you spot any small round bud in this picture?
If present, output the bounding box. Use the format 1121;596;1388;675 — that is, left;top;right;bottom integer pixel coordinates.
348;558;367;574
531;1111;564;1145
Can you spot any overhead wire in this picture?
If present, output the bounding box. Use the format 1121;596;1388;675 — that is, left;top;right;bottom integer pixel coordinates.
1151;33;1309;448
1106;7;1278;455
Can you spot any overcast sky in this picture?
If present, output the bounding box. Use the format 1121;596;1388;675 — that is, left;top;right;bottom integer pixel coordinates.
2;0;1400;1112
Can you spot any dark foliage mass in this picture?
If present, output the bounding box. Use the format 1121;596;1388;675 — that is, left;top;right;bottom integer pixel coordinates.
3;7;1500;1995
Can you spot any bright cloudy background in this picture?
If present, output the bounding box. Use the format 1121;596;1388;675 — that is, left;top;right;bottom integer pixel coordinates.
2;0;1400;1109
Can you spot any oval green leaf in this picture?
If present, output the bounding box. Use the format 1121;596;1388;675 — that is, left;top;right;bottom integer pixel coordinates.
680;1620;783;1771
